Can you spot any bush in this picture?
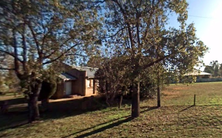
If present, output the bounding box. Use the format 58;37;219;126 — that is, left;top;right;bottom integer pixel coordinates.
140;83;156;99
38;81;57;100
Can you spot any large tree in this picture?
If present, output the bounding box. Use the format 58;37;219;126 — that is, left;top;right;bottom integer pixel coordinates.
204;65;214;75
0;0;100;122
101;0;207;118
204;60;222;77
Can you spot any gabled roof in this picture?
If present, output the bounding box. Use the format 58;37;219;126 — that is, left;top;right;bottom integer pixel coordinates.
74;66;98;79
59;73;77;81
184;71;212;76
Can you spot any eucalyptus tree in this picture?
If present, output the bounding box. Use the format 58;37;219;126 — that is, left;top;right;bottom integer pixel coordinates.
101;0;207;118
0;0;101;121
210;60;219;77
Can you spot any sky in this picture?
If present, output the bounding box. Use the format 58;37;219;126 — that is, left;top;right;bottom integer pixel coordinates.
185;0;222;65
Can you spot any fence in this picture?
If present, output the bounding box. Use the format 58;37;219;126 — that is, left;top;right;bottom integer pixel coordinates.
196;78;222;82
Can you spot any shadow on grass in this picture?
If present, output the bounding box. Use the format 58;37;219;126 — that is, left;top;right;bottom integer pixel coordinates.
62;105;160;137
62;117;133;138
0;95;108;131
178;104;222;113
179;105;195;112
0;111;28;131
42;96;108;120
2;94;222;134
0;97;28;131
140;106;159;114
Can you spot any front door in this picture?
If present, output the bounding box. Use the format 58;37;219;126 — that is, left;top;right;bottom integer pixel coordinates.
65;81;72;95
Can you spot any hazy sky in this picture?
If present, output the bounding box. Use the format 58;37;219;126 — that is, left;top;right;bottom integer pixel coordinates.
186;0;222;65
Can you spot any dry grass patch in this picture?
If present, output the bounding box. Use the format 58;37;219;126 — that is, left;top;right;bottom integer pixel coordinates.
1;82;222;137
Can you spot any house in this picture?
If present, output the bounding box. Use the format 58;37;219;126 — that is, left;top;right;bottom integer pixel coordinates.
183;70;212;82
184;70;212;79
51;65;98;99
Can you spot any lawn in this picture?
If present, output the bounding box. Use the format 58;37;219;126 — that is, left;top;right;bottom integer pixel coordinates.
1;82;222;138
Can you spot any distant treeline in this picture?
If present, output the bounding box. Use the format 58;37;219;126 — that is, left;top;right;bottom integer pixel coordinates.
204;60;222;77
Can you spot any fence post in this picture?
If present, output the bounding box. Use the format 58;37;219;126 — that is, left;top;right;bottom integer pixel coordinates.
193;94;196;106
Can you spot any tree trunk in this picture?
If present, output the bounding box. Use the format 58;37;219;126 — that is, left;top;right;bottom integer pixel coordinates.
118;94;123;109
157;73;161;107
105;80;108;92
28;81;42;122
93;79;96;94
131;82;140;118
28;94;40;122
157;85;161;107
41;98;49;112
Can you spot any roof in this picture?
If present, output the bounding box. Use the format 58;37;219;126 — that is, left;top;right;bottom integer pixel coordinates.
184;71;212;76
58;73;77;81
74;66;98;78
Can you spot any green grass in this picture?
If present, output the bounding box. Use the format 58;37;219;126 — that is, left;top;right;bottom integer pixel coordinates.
160;82;222;106
1;82;222;138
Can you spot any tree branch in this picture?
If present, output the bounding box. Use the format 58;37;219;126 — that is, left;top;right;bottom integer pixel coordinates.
27;22;42;59
143;37;188;70
41;17;58;48
0;49;23;63
22;23;27;72
104;27;127;39
43;43;80;65
13;29;22;79
112;0;135;56
136;9;141;52
44;38;73;59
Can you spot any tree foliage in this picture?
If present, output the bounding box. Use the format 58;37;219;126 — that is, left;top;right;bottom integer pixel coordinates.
0;0;101;121
98;0;208;118
0;0;208;120
204;60;222;77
